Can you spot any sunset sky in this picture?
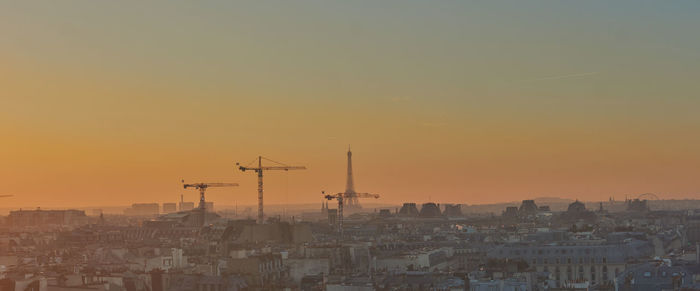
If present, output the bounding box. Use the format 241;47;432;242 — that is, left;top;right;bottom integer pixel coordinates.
1;1;700;208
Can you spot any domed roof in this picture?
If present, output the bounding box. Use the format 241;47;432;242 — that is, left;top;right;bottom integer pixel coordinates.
419;202;442;218
567;200;586;212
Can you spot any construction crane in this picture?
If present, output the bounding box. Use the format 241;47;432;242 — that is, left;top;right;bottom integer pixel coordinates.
323;191;379;237
237;156;306;224
182;181;239;211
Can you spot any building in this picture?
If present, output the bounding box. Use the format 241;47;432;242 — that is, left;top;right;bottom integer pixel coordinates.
328;209;338;225
398;203;420;217
179;201;195;212
519;200;538;217
627;199;650;212
162;274;247;291
487;239;653;287
225;254;284;287
443;204;463;217
162;203;177;213
419;203;442;218
375;247;455;272
503;207;519;218
8;209;88;228
615;260;700;290
124;203;159;216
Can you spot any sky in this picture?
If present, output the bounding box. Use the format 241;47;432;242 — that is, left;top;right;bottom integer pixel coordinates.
1;1;700;208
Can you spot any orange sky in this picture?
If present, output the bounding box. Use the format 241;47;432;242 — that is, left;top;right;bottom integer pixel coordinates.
1;1;700;208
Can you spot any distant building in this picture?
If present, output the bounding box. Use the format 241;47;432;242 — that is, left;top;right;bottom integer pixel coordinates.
375;247;454;272
225;222;313;244
162;274;247;291
378;209;392;218
567;200;586;212
488;240;653;287
225;254;284;287
179;201;195;211
8;209;88;228
443;204;463;217
162;203;177;213
124;203;160;216
519;200;538;216
204;201;214;212
503;206;519;218
687;221;700;244
561;200;596;223
626;199;649;212
152;208;221;227
419;203;442;218
328;209;338;225
615;261;696;290
398;203;419;217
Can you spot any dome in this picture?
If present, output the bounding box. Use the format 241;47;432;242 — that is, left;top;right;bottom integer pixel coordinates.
567;200;586;212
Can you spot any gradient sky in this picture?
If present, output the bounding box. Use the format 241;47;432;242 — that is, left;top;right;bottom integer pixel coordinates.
1;1;700;208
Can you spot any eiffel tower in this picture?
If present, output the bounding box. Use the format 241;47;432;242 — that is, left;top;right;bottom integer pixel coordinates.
344;146;361;209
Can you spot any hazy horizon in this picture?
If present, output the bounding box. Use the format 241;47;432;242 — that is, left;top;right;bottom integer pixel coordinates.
2;1;700;208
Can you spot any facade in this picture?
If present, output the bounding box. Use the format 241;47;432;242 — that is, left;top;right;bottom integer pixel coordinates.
398;203;419;217
487;240;653;287
419;203;442;218
8;209;88;228
162;203;177;213
124;203;160;216
519;200;539;216
179;202;195;212
226;254;284;287
443;204;463;217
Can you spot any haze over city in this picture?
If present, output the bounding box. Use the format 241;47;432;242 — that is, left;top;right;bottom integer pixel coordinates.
5;2;700;291
2;1;700;209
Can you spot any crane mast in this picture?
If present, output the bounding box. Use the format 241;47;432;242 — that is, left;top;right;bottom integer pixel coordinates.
182;181;238;226
324;191;379;237
237;156;306;224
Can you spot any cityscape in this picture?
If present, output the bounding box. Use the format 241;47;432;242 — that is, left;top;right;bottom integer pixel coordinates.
2;149;700;290
3;1;700;291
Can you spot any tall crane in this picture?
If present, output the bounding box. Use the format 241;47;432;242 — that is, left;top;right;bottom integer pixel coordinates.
323;191;379;237
182;181;239;211
237;156;306;224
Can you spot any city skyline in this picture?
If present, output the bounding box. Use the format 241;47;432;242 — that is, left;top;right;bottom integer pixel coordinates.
2;1;700;208
3;2;700;291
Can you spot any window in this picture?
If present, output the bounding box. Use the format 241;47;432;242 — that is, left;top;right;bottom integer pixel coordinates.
578;266;584;279
603;266;609;281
